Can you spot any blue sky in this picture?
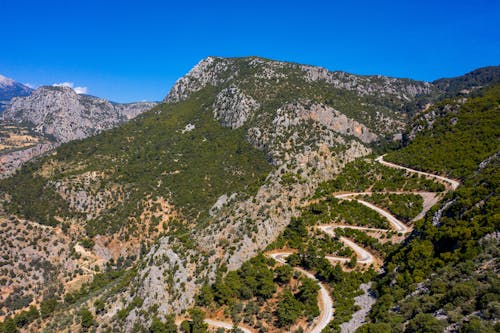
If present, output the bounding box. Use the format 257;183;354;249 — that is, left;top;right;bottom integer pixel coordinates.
1;0;499;102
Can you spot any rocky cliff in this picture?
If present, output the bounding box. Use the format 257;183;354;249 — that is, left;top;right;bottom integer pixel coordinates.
2;86;157;143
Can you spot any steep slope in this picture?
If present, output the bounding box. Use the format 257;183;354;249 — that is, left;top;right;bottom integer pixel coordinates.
388;83;500;178
358;84;500;333
0;74;33;111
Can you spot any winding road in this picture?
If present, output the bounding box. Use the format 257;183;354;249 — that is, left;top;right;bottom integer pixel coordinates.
199;155;460;333
376;155;460;190
204;319;253;333
318;226;376;265
334;193;410;233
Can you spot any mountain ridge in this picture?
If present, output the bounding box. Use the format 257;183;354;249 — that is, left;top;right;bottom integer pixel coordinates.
2;85;157;143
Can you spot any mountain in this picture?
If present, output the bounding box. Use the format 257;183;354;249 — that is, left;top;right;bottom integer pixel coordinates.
433;65;500;96
2;85;157;143
0;85;157;177
0;57;498;332
0;74;33;111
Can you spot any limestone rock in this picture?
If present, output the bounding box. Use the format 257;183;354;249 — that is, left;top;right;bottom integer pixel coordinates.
2;86;157;143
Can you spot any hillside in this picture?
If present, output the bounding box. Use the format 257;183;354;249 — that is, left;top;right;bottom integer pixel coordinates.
361;84;500;332
433;65;500;96
0;58;498;332
0;86;157;177
2;86;157;143
0;56;431;329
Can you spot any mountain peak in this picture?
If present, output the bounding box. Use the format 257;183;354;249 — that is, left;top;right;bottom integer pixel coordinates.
0;74;16;87
0;74;33;105
164;56;434;106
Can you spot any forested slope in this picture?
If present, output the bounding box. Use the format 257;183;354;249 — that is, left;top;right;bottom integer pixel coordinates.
359;85;500;333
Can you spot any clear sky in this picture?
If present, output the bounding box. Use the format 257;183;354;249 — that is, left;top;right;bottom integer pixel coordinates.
1;0;499;102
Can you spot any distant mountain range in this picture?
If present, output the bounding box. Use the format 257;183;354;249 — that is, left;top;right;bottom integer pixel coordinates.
433;65;500;95
0;74;33;111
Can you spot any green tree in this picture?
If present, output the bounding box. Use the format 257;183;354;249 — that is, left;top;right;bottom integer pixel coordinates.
79;308;94;330
2;316;18;333
40;298;58;318
164;314;178;333
150;317;167;333
274;265;293;284
189;308;207;333
355;323;392;333
94;298;105;314
196;283;214;306
405;313;446;333
180;320;190;333
276;289;303;327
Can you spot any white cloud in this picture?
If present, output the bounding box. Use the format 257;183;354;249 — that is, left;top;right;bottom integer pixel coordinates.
52;82;88;94
24;83;35;89
73;86;88;94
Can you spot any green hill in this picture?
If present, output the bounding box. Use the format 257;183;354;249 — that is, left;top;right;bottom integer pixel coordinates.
361;85;500;333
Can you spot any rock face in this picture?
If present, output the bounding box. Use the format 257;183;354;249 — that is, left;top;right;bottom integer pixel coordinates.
0;142;57;178
340;283;377;333
164;56;233;103
213;86;260;128
276;102;379;143
0;74;33;111
2;86;157;143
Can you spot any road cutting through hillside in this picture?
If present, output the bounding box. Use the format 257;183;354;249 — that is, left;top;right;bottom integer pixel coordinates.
204;319;254;333
376;155;460;190
200;155;459;333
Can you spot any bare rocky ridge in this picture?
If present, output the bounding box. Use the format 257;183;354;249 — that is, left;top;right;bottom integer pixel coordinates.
2;86;157;143
213;86;260;128
166;56;434;107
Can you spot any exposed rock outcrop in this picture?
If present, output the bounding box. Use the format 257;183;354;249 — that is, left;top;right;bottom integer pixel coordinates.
2;86;157;143
0;142;57;178
213;86;260;128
